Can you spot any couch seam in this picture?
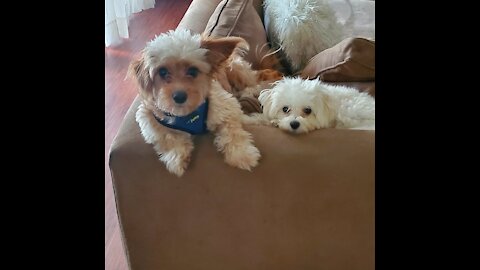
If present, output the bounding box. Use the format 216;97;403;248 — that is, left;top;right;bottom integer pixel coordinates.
227;0;249;36
207;0;230;36
313;58;375;80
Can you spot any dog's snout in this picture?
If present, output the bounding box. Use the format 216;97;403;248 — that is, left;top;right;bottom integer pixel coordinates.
290;120;300;130
172;90;187;104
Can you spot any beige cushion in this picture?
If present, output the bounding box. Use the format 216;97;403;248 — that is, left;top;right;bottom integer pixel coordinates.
252;0;264;20
177;0;223;34
252;0;263;22
110;96;375;270
204;0;272;69
301;37;375;82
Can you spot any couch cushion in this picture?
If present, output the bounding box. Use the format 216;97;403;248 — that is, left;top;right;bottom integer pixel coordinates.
301;37;375;82
239;95;262;114
204;0;276;70
252;0;264;21
177;0;223;34
109;96;375;269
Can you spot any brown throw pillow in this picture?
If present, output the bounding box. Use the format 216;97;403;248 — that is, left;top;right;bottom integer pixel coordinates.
204;0;276;70
301;37;375;82
239;96;262;114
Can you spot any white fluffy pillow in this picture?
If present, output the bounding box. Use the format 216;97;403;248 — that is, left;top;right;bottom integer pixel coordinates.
264;0;345;73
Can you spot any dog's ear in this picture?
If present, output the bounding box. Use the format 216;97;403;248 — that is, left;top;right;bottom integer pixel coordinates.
127;53;153;94
200;36;249;72
258;89;274;118
314;92;335;128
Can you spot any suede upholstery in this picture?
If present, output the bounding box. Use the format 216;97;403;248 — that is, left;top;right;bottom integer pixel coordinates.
301;37;375;82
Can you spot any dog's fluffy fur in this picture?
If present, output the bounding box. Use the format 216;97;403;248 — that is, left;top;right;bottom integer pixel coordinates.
214;43;283;99
129;29;279;176
264;0;353;72
244;77;375;133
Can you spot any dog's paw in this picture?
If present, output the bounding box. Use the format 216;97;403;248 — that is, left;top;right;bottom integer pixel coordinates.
224;143;261;171
270;119;279;127
159;151;190;177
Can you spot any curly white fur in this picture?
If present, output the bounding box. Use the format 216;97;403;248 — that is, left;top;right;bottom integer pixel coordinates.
245;77;374;133
264;0;349;72
136;81;261;176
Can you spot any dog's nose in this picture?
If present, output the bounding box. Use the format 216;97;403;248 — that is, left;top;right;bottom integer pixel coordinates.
290;120;300;130
172;90;187;104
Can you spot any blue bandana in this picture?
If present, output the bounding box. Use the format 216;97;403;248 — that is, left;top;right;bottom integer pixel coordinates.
154;99;209;135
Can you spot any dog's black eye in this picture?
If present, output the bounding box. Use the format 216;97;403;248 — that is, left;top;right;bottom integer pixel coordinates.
282;106;289;113
186;67;199;78
158;67;169;79
303;107;312;115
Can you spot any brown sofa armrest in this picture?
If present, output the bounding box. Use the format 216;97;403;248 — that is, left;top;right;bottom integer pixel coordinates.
109;96;375;269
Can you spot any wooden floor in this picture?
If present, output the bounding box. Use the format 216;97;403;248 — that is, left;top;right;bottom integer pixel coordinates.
105;1;192;269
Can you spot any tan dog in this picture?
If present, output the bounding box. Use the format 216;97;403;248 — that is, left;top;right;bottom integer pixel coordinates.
128;28;279;177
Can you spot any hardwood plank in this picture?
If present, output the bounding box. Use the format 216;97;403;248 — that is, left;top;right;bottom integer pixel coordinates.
105;226;129;270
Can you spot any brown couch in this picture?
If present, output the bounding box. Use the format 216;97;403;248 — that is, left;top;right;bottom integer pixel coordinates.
109;0;375;269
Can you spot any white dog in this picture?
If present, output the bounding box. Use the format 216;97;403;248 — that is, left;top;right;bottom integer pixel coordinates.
244;77;375;133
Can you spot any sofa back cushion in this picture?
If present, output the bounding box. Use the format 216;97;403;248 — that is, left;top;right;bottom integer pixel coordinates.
205;0;278;70
178;0;223;34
